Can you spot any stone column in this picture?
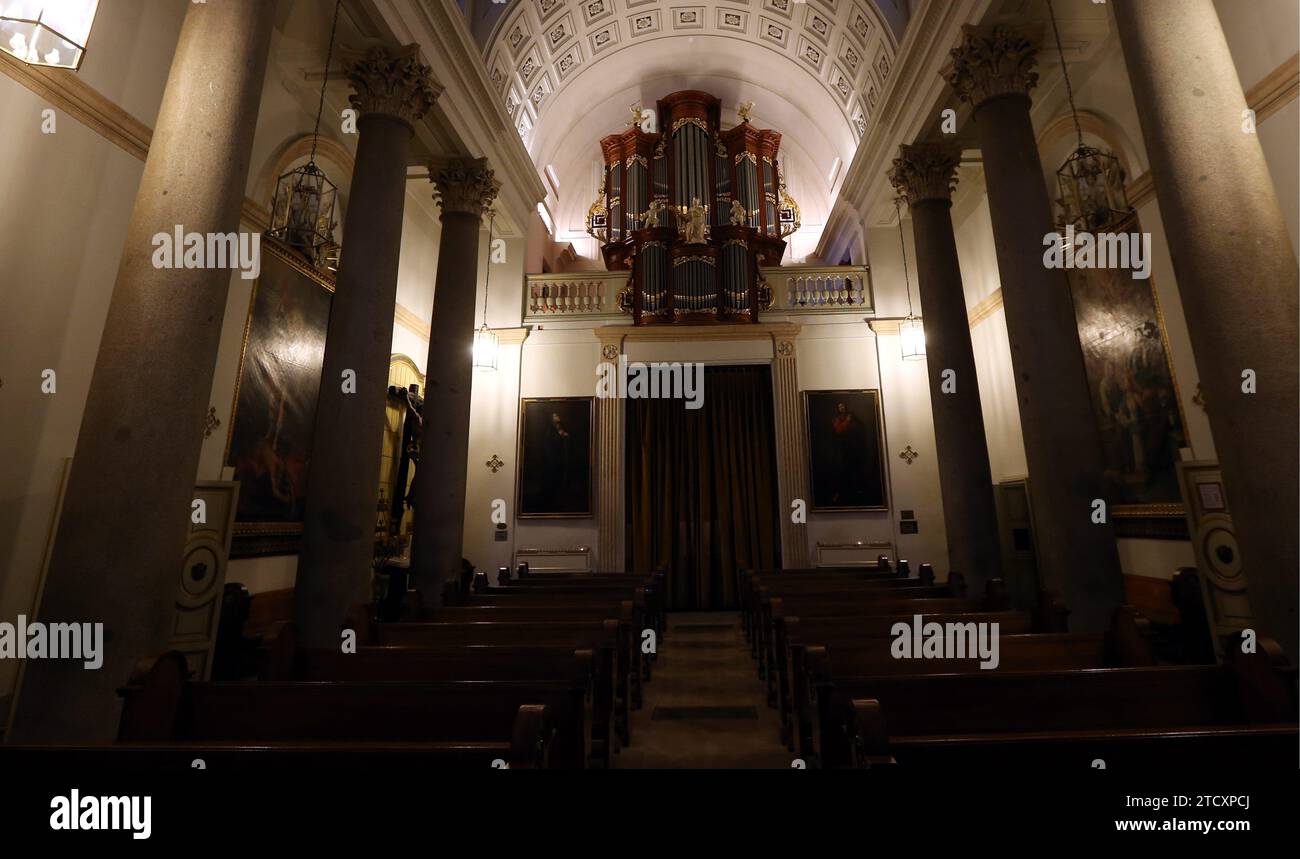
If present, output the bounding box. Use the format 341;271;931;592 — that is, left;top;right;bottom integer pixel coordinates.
942;26;1123;631
595;337;626;573
7;0;275;743
409;159;499;604
1113;0;1299;654
889;143;1004;593
771;330;811;568
295;46;438;647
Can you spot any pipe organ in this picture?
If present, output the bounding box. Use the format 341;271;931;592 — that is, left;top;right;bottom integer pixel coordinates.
586;91;799;324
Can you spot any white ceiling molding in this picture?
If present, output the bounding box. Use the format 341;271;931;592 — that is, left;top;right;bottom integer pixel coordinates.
369;0;550;235
815;0;992;266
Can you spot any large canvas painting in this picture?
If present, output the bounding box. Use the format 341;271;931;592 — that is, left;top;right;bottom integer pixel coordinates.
224;239;333;555
804;389;888;511
517;397;595;518
1064;215;1188;530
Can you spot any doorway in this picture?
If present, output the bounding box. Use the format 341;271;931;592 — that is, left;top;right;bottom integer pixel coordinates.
625;365;782;610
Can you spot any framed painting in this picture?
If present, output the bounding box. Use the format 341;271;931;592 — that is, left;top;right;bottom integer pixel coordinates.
223;238;334;557
804;389;888;511
517;397;595;518
1063;213;1190;539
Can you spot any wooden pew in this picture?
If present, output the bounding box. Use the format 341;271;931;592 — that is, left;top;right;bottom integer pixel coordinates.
372;619;631;748
794;606;1152;761
739;562;906;638
436;594;647;706
100;652;562;770
262;627;615;768
773;609;1035;749
835;643;1298;769
1;736;554;774
758;582;1004;702
497;570;666;637
749;572;970;663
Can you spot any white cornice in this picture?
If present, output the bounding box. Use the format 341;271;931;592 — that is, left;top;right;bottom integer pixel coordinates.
816;0;992;264
371;0;548;234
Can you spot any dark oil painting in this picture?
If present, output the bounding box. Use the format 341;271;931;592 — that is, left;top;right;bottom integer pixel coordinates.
517;397;594;518
1064;218;1187;510
225;240;333;533
804;389;888;511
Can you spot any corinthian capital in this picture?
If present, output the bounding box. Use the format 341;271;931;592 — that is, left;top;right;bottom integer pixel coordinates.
431;157;501;219
941;25;1039;109
888;142;962;206
343;43;441;127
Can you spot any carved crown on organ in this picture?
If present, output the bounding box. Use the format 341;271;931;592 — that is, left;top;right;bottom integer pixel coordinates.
585;90;800;325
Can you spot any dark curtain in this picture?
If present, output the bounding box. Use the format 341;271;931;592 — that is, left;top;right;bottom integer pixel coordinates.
626;365;782;610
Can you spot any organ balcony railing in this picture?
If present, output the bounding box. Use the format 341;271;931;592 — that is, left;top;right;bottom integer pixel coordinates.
522;264;873;325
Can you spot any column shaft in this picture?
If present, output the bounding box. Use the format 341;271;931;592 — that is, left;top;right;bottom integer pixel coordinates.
596;344;626;572
1113;0;1299;653
295;46;436;647
772;339;810;568
410;161;498;604
8;0;275;742
944;27;1123;630
909;192;1005;590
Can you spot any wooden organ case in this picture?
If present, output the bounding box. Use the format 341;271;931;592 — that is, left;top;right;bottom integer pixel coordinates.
586;91;799;324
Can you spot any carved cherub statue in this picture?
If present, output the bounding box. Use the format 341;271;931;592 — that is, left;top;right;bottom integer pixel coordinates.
627;103;647;128
729;199;747;227
643;199;665;228
678;197;708;244
737;101;755;123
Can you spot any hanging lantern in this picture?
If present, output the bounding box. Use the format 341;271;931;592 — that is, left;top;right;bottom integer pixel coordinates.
1047;0;1132;233
899;315;926;361
894;198;925;362
473;211;499;371
473;324;500;371
1057;144;1130;233
1;1;99;70
268;161;338;264
266;0;343;272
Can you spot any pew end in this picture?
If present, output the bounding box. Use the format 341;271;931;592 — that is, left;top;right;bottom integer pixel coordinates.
849;699;895;768
510;703;555;769
117;650;189;742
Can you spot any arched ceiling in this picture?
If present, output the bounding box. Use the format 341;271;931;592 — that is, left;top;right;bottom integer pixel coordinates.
480;0;901;258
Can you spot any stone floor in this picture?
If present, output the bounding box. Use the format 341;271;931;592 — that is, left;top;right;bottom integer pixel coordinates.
614;611;794;769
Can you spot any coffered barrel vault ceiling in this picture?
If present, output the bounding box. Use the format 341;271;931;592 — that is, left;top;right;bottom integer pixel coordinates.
486;0;897;144
479;0;901;254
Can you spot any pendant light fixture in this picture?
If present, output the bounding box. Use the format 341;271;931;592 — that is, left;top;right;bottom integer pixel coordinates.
472;211;500;372
895;198;925;361
1;1;99;70
268;0;342;270
1047;0;1131;233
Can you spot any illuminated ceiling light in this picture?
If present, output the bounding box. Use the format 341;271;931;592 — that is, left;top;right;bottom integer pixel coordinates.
0;1;100;70
473;211;500;372
895;198;926;362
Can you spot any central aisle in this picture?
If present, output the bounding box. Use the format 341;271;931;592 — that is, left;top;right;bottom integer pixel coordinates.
615;611;793;769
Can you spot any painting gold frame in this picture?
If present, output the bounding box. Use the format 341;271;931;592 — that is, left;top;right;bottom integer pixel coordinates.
803;388;889;512
516;396;596;519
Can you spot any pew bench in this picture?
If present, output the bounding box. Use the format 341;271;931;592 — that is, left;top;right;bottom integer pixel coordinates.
833;644;1298;769
261;635;615;768
111;652;570;768
371;619;632;747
